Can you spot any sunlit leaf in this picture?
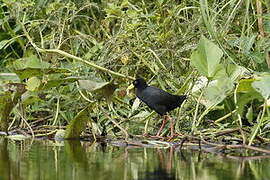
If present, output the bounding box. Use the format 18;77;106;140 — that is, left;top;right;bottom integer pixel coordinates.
229;65;249;81
203;78;234;108
191;36;223;78
26;77;41;91
131;98;141;113
132;111;150;118
252;76;270;99
237;79;256;93
78;80;110;92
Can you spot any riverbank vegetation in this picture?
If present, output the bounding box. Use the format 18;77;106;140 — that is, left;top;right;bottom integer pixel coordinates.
1;0;270;153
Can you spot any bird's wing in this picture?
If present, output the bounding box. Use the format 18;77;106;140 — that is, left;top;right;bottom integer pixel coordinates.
139;86;179;106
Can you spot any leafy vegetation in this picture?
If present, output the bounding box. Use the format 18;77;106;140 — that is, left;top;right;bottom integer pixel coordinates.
0;0;270;145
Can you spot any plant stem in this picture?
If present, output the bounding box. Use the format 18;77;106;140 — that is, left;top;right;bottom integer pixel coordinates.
20;21;135;81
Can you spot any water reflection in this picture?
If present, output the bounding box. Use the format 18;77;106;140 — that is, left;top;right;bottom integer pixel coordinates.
0;138;11;180
137;148;176;180
0;138;270;180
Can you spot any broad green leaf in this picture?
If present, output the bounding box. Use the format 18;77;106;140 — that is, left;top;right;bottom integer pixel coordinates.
26;77;41;91
204;78;234;108
14;68;43;80
42;77;78;90
13;55;50;69
65;106;91;139
191;36;223;78
132;111;150;119
252;76;270;99
229;65;248;81
237;79;256;93
236;79;263;116
78;79;117;100
78;80;110;92
21;91;42;105
14;68;71;80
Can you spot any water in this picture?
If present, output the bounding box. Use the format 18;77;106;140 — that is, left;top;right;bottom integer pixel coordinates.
0;138;270;180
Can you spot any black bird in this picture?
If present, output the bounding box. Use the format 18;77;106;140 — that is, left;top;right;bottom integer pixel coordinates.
133;78;187;137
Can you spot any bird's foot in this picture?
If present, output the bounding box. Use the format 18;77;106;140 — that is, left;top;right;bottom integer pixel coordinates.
141;133;164;139
142;133;149;137
166;133;179;141
148;135;166;140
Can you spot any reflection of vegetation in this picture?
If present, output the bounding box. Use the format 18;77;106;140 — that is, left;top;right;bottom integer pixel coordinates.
0;138;11;180
0;0;269;145
2;141;270;180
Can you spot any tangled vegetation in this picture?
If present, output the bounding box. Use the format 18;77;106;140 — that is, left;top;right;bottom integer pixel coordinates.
0;0;270;149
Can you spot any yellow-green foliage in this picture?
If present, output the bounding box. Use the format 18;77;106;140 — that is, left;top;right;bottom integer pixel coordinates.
64;106;92;139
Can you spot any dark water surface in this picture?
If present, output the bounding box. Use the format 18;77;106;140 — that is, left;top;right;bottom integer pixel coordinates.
0;137;270;180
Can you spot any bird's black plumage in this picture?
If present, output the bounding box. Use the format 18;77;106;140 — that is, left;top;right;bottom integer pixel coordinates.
133;78;186;115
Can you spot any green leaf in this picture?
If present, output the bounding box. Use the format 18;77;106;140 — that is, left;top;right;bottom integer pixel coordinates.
252;76;270;99
65;106;91;139
236;91;261;116
78;79;117;100
21;91;42;105
246;106;253;125
14;68;71;80
13;55;50;70
78;80;110;92
237;79;256;93
204;78;234;108
26;77;41;91
228;65;248;81
250;52;265;64
191;36;223;78
41;77;78;90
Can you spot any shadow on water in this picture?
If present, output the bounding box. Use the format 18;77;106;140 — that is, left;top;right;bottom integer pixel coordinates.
0;137;270;180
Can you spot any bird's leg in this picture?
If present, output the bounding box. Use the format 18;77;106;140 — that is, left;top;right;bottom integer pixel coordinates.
156;115;168;136
169;116;175;137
